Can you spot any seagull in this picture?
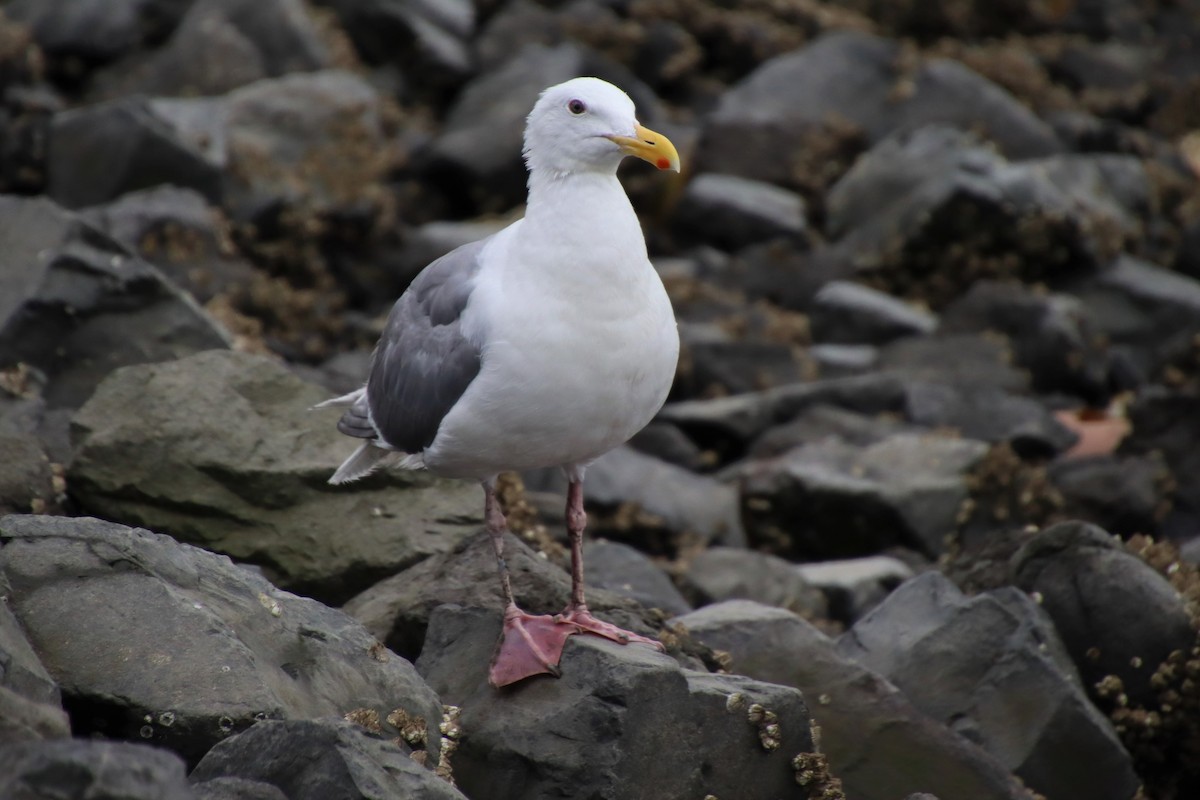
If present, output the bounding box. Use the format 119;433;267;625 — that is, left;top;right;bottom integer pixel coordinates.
318;77;681;687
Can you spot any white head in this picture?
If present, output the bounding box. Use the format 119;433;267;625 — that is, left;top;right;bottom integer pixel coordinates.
522;77;680;178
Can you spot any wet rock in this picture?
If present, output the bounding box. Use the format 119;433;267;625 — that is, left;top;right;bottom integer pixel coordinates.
90;0;331;99
699;31;1061;188
1010;520;1197;707
391;218;506;289
678;336;807;397
344;531;655;664
658;373;909;463
190;718;467;800
313;0;473;99
672;600;1032;800
584;539;692;616
809;281;937;345
0;196;232;409
673;173;809;251
80;185;254;304
1048;455;1167;537
739;433;990;558
0;739;194;800
417;603;813;800
939;281;1116;403
5;0;192;64
68;349;479;602
837;572;1139;800
902;382;1078;457
0;429;56;515
47;96;226;209
0;514;444;766
524;445;745;547
796;555;916;625
811;343;879;376
420;42;660;213
682;546;827;620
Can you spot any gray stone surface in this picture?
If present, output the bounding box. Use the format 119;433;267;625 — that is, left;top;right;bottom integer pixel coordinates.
1011;521;1197;708
739;433;989;558
683;546;827;620
68;349;480;602
837;572;1140;800
674;173;809;251
796;555;916;624
417;603;813;800
0;514;445;766
583;539;692;616
190;718;467;800
810;281;937;345
672;600;1031;800
0;738;195;800
0;196;232;409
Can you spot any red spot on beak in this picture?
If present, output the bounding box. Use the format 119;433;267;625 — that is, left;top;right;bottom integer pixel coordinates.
656;157;671;170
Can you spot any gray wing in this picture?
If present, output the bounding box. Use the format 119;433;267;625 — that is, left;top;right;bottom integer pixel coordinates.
340;237;488;454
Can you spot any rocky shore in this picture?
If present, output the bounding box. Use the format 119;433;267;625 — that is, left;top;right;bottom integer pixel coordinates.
2;1;1200;798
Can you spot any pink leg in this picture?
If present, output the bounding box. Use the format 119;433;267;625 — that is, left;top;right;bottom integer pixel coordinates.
555;479;664;651
484;482;577;687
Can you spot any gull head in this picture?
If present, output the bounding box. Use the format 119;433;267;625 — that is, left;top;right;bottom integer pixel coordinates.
523;77;680;178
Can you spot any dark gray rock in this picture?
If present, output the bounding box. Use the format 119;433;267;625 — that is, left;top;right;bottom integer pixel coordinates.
390;218;506;289
0;739;195;799
583;539;692;616
810;343;879;376
0;568;70;743
747;404;912;460
47;97;226;209
190;718;466;800
524;445;745;547
1049;455;1167;537
1120;388;1200;538
68;349;479;602
683;547;827;620
673;173;809;251
939;280;1116;404
0;196;232;409
312;0;474;97
837;572;1139;800
80;185;255;304
1070;256;1200;385
795;555;916;625
5;0;193;62
1011;520;1196;707
679;336;808;397
420;42;661;213
821;124;1117;307
902;382;1078;458
657;373;909;464
809;281;937;345
344;531;657;665
628;421;707;472
672;600;1032;800
0;429;56;515
0;514;445;766
739;433;989;558
699;32;1061;187
90;0;331;99
417;603;813;800
879;334;1030;394
192;777;288;800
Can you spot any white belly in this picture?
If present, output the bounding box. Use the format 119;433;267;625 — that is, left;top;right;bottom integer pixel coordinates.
424;264;679;479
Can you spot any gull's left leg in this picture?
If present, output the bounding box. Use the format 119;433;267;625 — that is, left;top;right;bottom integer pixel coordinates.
555;478;664;651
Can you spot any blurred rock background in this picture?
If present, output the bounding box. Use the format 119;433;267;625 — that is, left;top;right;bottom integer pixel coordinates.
2;1;1200;799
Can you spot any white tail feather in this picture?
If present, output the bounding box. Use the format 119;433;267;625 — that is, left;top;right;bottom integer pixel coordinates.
329;442;400;484
311;388;365;411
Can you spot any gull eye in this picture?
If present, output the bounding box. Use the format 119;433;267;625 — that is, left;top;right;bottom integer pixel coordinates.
567;99;587;115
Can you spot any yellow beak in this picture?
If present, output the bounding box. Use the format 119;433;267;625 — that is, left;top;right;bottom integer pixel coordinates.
607;124;681;172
